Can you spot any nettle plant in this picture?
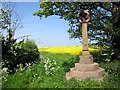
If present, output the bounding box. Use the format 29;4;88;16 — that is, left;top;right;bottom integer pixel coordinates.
43;58;60;76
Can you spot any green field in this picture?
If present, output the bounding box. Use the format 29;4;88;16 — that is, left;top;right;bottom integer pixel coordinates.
2;49;119;88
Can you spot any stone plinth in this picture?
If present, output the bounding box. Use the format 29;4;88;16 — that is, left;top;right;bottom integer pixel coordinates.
65;53;108;81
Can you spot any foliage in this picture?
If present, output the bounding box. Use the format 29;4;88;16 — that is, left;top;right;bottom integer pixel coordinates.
0;2;22;73
34;2;120;61
2;52;119;88
43;58;60;76
1;3;40;73
2;38;40;73
0;68;8;82
15;40;40;66
99;61;120;88
1;35;22;73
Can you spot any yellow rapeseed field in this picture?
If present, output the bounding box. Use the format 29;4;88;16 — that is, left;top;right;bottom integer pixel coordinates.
39;46;100;55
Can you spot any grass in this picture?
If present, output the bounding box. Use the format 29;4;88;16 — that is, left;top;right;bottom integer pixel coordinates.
2;46;120;88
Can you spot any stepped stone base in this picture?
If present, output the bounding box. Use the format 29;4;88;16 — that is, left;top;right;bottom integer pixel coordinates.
65;51;108;81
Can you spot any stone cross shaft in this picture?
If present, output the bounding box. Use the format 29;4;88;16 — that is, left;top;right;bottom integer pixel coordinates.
82;23;89;52
78;10;90;55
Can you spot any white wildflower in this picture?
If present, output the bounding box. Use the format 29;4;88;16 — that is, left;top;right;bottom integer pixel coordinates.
3;68;8;72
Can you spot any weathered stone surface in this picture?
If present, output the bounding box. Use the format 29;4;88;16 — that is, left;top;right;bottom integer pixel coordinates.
74;63;99;71
65;53;108;81
79;55;93;64
80;55;93;60
66;67;108;81
82;51;90;55
80;59;93;64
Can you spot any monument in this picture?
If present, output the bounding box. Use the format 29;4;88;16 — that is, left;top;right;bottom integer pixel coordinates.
65;10;108;81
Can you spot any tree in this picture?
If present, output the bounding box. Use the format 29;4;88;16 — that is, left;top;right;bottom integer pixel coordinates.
0;2;23;40
0;2;23;72
34;2;120;61
1;2;40;73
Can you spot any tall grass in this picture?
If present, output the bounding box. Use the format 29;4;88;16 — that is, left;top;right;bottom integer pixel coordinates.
2;51;119;88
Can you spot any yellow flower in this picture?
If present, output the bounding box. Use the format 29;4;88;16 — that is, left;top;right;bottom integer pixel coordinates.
38;46;100;55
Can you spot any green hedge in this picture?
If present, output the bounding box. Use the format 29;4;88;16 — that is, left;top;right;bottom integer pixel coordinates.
15;40;40;66
2;39;40;73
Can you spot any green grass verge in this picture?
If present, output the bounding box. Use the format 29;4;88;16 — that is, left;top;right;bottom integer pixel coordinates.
2;52;120;88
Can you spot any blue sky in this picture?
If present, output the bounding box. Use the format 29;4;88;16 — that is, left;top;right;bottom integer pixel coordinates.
13;2;81;47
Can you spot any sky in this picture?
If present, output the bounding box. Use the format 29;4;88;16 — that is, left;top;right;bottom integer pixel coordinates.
3;2;81;47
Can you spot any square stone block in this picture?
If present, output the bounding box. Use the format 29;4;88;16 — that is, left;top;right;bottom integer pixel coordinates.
74;63;99;71
79;55;94;64
66;67;107;81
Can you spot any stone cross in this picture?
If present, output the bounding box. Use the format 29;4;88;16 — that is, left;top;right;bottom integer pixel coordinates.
65;10;108;81
77;10;90;55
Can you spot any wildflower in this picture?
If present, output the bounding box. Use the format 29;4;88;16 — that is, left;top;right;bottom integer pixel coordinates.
43;58;59;76
3;68;8;72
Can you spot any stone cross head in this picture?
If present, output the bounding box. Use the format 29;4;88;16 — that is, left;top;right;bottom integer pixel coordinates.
77;10;90;23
